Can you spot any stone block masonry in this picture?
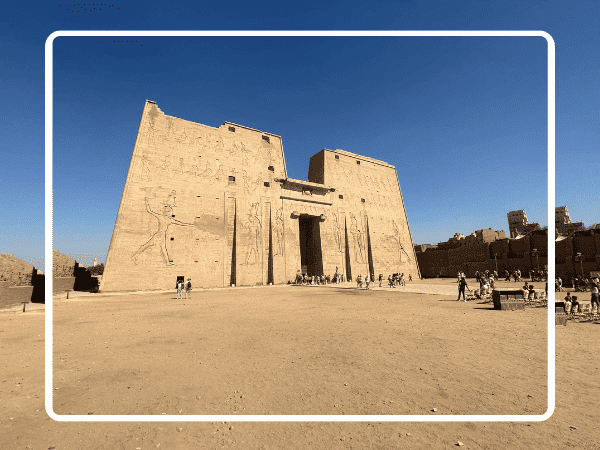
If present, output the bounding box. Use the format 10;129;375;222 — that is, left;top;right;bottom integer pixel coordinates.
100;101;420;291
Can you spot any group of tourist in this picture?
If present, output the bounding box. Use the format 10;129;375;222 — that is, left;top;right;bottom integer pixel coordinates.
294;268;414;289
354;273;412;289
562;287;600;315
295;273;334;285
175;278;192;299
570;276;600;292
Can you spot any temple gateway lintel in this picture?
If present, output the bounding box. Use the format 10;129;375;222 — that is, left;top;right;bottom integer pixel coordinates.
280;195;333;206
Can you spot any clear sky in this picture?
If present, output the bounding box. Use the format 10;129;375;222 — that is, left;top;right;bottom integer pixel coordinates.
1;1;598;269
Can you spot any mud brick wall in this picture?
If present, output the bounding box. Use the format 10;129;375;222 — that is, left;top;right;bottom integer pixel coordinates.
572;235;597;261
53;277;76;294
489;239;510;258
0;285;34;309
100;101;420;291
416;249;449;278
509;236;531;258
529;233;548;256
448;243;490;266
555;238;572;264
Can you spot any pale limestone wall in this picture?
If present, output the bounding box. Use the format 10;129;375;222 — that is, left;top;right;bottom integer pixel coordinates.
101;102;419;291
101;101;287;291
318;149;421;279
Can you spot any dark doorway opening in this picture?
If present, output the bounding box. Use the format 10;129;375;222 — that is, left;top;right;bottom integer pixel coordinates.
176;275;184;288
298;216;324;277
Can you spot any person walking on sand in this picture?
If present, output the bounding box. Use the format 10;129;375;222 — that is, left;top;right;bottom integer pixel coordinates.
408;274;412;282
457;276;470;301
185;278;192;299
176;279;183;299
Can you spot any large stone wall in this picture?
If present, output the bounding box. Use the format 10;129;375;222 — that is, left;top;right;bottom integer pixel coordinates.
100;101;420;291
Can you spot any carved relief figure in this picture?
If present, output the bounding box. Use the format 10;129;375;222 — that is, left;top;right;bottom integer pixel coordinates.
175;157;185;176
240;202;262;265
147;118;157;147
333;213;343;252
392;219;411;263
214;135;224;154
260;139;275;165
180;126;188;148
200;161;213;179
214;160;225;181
146;104;159;146
156;156;172;179
254;172;263;191
243;170;250;194
140;155;151;181
131;197;194;266
349;213;365;264
274;207;284;256
188;164;200;180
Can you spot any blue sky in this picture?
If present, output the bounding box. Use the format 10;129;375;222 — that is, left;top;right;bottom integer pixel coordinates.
1;1;598;268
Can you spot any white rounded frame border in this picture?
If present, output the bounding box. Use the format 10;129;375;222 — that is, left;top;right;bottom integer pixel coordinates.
45;29;556;422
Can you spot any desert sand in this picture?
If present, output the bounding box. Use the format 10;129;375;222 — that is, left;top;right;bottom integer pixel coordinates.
1;279;598;449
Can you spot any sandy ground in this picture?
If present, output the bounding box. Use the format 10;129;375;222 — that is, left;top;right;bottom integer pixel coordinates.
1;279;599;449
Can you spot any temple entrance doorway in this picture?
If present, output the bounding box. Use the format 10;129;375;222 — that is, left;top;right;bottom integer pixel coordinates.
298;215;324;277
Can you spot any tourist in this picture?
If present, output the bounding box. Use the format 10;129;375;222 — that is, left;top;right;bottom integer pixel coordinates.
388;274;394;288
176;279;183;299
564;292;573;314
457;276;470;301
185;278;192;299
365;274;370;289
356;274;363;288
400;273;405;286
475;270;480;283
591;286;599;314
409;274;412;282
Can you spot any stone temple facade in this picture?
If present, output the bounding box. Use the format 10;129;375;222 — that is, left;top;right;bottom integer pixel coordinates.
100;101;420;291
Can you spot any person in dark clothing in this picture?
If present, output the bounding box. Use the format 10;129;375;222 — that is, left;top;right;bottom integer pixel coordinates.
457;277;470;301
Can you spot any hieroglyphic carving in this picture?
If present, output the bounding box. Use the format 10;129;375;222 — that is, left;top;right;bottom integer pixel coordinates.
200;161;213;179
180;126;188;148
274;207;284;256
243;170;250;194
349;212;365;264
254;172;263;191
240;202;262;265
392;219;411;263
214;135;224;154
156;156;172;179
131;196;194;266
188;164;200;180
140;155;151;181
333;212;343;253
214;160;225;181
260;139;275;166
175;158;185;177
